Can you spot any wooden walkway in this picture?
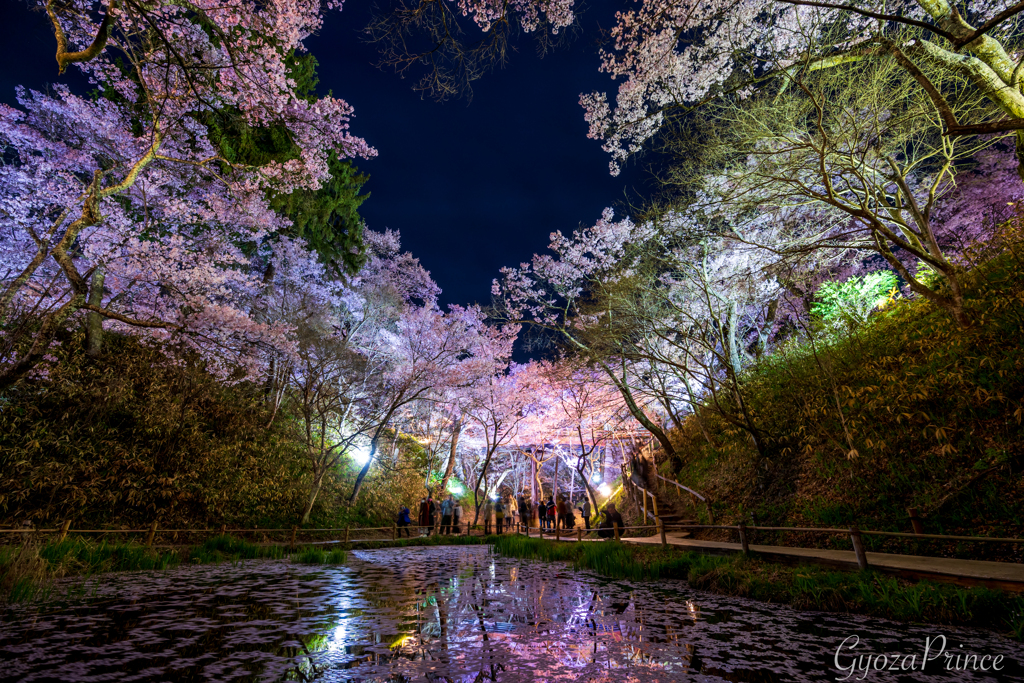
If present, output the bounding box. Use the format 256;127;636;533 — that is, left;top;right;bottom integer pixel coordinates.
620;533;1024;592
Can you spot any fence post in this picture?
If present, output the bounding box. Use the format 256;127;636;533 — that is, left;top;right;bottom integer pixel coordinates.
658;517;667;547
613;521;620;541
290;526;297;551
58;520;71;543
577;527;582;542
220;524;227;536
145;520;158;548
555;523;560;541
737;522;750;554
643;491;648;522
907;508;924;535
392;523;397;541
849;526;869;570
651;493;660;519
344;527;350;544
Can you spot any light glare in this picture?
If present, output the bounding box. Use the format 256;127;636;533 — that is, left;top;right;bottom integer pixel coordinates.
351;447;371;467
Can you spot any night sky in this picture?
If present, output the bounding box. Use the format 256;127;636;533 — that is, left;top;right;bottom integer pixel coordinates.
0;0;656;310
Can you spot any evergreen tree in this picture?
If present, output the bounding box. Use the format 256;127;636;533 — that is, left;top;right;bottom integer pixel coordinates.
206;53;369;276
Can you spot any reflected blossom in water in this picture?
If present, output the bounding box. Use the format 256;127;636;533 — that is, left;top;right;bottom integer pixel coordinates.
0;546;1021;682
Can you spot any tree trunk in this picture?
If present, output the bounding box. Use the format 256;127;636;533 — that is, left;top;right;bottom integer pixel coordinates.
682;374;716;447
576;460;599;520
439;417;461;497
471;445;499;525
301;468;327;524
598;360;677;460
85;265;105;357
530;454;538;502
349;438;379;503
553;455;559;524
529;454;538;526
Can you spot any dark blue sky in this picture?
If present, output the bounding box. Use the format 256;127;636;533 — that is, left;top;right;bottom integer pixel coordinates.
1;0;656;309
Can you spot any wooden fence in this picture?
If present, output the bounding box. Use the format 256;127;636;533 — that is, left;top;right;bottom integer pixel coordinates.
3;519;1021;571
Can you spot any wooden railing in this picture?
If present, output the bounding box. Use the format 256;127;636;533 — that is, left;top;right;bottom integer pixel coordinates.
518;521;659;543
656;523;1024;570
6;521;1021;573
0;521;511;548
653;473;716;523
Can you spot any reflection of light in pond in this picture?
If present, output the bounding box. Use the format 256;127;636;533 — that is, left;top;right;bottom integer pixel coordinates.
3;546;1020;682
328;622;348;653
325;585;355;654
390;634;416;650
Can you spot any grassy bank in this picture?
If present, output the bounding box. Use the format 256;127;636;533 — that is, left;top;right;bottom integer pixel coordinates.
0;534;290;602
0;533;499;602
659;241;1024;561
493;536;1024;638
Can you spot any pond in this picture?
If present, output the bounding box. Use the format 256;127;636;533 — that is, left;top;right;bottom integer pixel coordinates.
0;545;1020;682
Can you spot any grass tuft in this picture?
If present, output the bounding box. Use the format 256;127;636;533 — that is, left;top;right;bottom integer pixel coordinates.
493;536;1024;639
294;546;347;564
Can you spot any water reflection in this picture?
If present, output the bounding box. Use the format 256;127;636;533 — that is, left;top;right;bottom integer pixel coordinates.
0;546;1020;682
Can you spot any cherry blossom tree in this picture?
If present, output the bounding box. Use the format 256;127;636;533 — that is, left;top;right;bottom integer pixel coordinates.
371;0;1024;174
672;57;1007;326
265;227;438;512
348;303;518;503
493;207;682;458
1;0;374;387
461;363;535;523
0;87;295;386
536;359;629;514
579;0;1024;175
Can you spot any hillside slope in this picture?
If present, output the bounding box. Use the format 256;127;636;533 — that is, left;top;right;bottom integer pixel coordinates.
0;333;420;530
661;246;1024;562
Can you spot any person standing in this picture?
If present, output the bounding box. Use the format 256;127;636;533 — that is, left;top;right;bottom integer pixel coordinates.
426;495;437;535
556;496;567;529
453;500;463;535
482;497;493;535
494;496;506;534
564;497;576;529
397;504;412;537
580;498;591;530
537;496;547;532
440;495;454;535
546;497;556;530
418;498;428;536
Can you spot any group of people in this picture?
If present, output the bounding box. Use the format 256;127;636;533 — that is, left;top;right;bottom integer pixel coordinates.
397;495;467;537
535;494;592;531
396;490;626;539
